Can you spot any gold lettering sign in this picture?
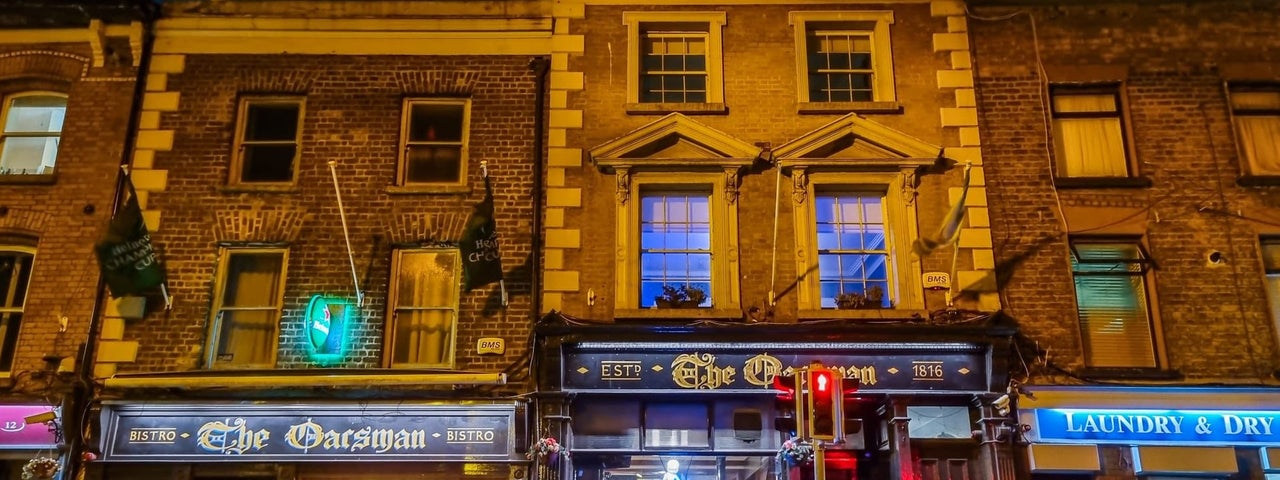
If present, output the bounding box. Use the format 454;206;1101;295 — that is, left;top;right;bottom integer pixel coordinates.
671;353;736;389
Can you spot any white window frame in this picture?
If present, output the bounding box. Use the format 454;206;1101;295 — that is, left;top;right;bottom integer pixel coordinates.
0;245;34;377
0;92;67;176
207;247;288;369
623;11;726;111
1049;85;1135;179
789;11;896;109
790;171;923;313
386;247;461;369
230;96;305;187
617;171;741;314
1227;84;1280;177
395;98;471;192
1068;238;1165;369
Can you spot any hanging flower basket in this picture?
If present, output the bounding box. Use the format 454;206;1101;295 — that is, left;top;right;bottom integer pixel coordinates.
22;456;60;480
526;437;569;464
777;438;814;467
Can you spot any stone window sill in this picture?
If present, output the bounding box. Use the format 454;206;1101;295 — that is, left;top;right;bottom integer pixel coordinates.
798;101;902;115
1237;175;1280;187
1077;367;1182;381
625;102;728;115
0;173;57;185
1053;176;1152;189
386;184;470;195
220;184;300;194
798;308;929;321
614;307;743;322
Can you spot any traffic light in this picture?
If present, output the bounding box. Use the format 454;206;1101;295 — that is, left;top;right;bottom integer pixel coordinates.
806;364;843;442
773;371;808;438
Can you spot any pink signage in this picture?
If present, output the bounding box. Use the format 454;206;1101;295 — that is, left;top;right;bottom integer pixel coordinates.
0;405;59;448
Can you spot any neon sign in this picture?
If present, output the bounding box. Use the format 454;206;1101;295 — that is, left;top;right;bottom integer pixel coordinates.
304;295;351;364
1031;408;1280;446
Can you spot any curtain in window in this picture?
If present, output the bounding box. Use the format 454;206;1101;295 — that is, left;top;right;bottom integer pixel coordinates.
1071;243;1156;368
393;251;457;366
1053;95;1127;177
1232;91;1280;174
218;254;281;366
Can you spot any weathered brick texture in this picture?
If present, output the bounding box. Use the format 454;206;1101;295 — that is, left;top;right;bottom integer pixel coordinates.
561;4;975;320
128;55;539;381
0;40;138;386
971;0;1280;379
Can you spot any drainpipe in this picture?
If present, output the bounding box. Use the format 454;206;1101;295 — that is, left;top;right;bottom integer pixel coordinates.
63;3;156;479
528;57;549;320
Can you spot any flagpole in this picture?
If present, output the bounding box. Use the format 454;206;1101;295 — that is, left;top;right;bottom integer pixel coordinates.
327;160;364;307
481;161;509;307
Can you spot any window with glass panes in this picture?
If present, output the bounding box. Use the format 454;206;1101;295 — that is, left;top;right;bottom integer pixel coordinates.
807;28;874;102
399;99;469;186
387;248;460;368
0;246;33;374
1069;240;1158;368
0;93;66;175
233;97;302;184
1262;239;1280;334
1050;87;1130;178
640;30;708;103
816;191;890;308
209;249;287;369
1230;85;1280;176
640;191;712;307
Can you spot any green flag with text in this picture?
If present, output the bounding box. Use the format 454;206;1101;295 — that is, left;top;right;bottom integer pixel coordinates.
461;175;503;291
95;177;166;298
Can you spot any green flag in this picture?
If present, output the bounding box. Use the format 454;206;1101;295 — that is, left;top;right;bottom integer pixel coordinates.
95;178;165;298
461;175;503;291
913;164;972;257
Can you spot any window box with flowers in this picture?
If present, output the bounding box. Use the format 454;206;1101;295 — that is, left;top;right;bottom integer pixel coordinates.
22;456;60;480
527;437;568;465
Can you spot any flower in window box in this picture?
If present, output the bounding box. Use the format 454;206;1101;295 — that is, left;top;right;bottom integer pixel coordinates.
22;456;60;480
835;286;889;310
777;438;814;467
527;437;569;464
654;284;707;308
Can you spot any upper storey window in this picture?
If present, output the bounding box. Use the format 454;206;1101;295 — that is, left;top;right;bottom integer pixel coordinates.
231;97;304;186
0;93;66;176
790;11;897;113
624;12;726;114
397;98;470;191
1050;85;1133;180
1229;84;1280;178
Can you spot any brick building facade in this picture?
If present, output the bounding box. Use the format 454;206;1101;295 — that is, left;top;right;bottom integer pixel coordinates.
536;1;1013;480
970;0;1280;477
84;1;551;479
0;1;148;478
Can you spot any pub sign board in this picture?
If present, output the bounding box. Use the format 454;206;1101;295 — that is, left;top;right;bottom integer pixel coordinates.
0;404;60;449
100;402;518;462
562;342;991;394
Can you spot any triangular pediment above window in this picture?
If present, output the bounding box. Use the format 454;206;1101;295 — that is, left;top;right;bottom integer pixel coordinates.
590;113;764;171
774;113;942;170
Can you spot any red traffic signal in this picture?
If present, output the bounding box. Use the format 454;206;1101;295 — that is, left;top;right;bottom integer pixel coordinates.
806;365;843;442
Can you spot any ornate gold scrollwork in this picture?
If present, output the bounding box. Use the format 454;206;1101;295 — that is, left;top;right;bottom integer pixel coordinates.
791;167;809;206
615;167;631;205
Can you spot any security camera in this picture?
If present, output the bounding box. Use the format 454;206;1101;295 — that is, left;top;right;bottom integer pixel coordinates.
23;411;57;425
992;394;1011;416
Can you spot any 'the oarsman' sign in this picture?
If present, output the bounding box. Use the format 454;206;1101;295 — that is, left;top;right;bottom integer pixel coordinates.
100;402;518;462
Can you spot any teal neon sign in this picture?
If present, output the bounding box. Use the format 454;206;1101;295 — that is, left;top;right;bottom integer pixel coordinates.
304;295;352;364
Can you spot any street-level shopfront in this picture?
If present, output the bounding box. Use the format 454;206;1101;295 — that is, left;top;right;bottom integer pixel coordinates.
534;314;1019;480
93;401;528;480
0;404;63;479
1019;385;1280;479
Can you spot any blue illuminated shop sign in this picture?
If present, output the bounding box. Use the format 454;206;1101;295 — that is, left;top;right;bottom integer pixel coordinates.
1032;408;1280;446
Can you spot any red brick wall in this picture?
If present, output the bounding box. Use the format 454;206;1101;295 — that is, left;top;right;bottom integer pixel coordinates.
0;41;137;383
129;55;538;377
971;0;1280;378
563;4;971;320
